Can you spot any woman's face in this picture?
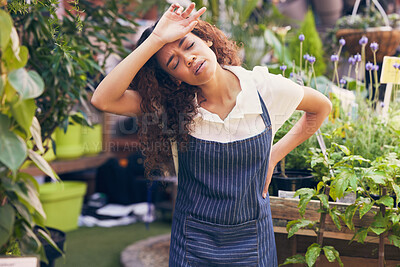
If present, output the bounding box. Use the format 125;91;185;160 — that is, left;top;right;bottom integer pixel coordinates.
155;33;218;86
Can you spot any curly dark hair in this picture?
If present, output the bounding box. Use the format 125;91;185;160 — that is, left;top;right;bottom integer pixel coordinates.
130;20;242;177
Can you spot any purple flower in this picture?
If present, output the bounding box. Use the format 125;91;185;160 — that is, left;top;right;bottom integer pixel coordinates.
308;56;316;64
373;65;379;71
290;72;294;77
348;56;356;65
331;54;339;62
394;63;400;70
365;62;374;71
354;54;362;62
280;65;287;71
381;102;385;108
359;36;368;45
339;38;346;46
340;78;347;85
299;34;305;42
370;42;379;52
303;53;310;61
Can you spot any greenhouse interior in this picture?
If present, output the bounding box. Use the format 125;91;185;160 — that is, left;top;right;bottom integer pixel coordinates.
1;0;400;266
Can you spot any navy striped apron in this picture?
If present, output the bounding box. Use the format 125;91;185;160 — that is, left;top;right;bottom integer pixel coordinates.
169;93;277;266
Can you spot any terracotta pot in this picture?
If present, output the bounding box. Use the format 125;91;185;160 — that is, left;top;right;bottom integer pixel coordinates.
336;27;400;62
277;0;308;22
312;0;344;26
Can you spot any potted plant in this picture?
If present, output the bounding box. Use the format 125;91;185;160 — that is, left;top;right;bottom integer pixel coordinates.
1;0;137;262
0;8;62;262
333;0;400;62
270;112;318;197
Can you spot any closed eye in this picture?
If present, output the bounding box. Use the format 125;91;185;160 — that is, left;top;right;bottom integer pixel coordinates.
187;42;194;50
173;59;179;70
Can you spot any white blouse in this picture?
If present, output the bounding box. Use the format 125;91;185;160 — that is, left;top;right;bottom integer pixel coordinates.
190;65;304;144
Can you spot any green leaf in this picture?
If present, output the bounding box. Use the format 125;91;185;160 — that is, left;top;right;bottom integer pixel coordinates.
294;188;316;217
17;173;46;223
389;213;400;225
286;219;315;238
316;193;329;210
11;98;36;134
322;246;343;266
334;143;350;156
19;222;41;255
0;9;12;51
334;177;349;200
359;201;374;219
376;195;394;208
392;182;400;207
305;243;321;267
12;201;33;227
3;43;28;72
317;181;324;193
371;211;388;228
7;68;44;100
28;149;59;181
350;228;369;244
367;171;386;185
280;254;306;265
0;114;27;173
0;204;15;247
370;227;386;235
343;205;357;230
30;117;44;153
329;207;342;230
36;228;64;256
388;235;400;249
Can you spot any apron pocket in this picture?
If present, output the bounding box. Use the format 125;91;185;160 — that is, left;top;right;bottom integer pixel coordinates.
185;216;258;266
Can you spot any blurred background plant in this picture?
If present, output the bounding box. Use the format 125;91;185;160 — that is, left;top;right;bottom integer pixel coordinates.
1;0;141;261
9;0;136;144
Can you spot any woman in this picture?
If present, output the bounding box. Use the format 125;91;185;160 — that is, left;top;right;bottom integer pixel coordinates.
91;2;332;266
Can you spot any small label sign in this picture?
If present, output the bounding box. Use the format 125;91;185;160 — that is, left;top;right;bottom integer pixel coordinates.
380;56;400;84
0;257;38;267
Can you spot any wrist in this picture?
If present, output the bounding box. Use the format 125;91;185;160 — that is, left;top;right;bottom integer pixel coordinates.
148;32;167;48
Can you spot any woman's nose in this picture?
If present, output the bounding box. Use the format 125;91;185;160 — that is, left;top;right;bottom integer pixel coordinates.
186;55;196;67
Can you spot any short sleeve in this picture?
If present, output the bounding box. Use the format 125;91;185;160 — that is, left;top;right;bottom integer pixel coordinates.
252;66;304;135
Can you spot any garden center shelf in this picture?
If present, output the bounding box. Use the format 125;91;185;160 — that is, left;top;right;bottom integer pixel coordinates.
269;196;400;265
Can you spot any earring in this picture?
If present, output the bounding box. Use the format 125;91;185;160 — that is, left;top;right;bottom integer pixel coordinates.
207;41;213;47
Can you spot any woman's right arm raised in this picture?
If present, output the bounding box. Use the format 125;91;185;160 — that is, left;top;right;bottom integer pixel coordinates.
91;3;206;116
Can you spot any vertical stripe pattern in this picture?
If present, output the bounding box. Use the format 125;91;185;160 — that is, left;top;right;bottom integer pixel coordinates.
169;93;277;266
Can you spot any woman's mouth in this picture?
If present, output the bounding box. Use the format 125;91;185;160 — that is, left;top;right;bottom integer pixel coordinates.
194;60;206;75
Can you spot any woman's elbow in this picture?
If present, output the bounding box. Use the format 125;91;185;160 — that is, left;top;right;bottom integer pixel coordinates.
90;93;106;111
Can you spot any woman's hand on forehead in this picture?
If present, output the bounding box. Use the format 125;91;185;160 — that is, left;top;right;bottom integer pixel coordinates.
152;2;206;45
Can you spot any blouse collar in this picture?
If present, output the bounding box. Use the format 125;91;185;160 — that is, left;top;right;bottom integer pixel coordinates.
194;65;263;123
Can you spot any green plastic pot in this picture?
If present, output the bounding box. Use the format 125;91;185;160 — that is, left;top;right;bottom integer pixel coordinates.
39;181;87;232
82;124;102;156
55;122;83;159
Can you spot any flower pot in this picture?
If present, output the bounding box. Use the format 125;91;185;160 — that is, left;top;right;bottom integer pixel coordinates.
277;0;308;22
336;27;400;62
270;170;316;196
312;0;344;26
39;181;87;231
55;122;83;159
82;123;103;156
34;226;65;267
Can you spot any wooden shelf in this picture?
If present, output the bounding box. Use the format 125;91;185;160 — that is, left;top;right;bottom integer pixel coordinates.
22;152;114;176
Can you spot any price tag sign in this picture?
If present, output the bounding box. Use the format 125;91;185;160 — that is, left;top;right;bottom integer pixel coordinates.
379;56;400;118
380;56;400;84
0;257;38;267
